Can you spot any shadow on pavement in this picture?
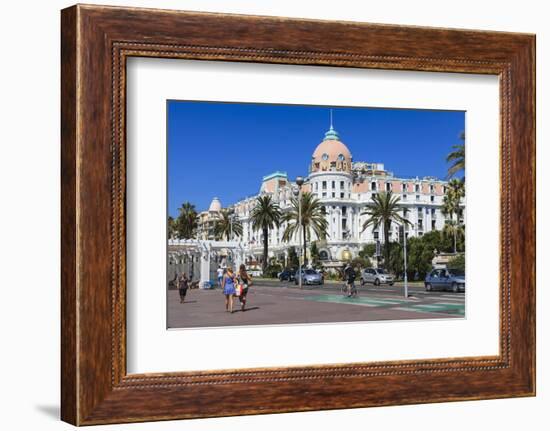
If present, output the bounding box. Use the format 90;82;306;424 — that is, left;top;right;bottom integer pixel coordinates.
240;306;260;312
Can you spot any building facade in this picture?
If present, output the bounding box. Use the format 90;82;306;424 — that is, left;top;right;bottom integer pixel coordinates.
198;124;460;269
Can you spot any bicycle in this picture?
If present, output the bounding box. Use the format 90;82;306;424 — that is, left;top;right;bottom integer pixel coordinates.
341;280;358;298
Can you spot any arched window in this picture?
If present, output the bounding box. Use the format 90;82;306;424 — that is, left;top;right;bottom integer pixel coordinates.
319;250;329;261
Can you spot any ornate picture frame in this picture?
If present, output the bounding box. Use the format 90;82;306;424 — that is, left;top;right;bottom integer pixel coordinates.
61;4;535;425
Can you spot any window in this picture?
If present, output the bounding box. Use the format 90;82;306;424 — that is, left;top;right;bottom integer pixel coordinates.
431;208;436;217
332;181;335;189
386;182;391;192
415;184;420;192
416;195;420;201
430;195;435;202
322;192;327;198
342;219;347;229
402;194;407;200
371;181;376;191
340;192;345;198
338;154;345;161
431;220;436;230
373;231;379;240
430;184;435;193
402;183;407;192
417;207;423;217
322;153;329;160
319;250;329;260
342;206;347;215
322;181;327;190
332;192;335;198
340;181;345;189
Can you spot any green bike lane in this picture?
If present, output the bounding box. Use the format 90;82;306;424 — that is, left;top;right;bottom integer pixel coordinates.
302;294;464;316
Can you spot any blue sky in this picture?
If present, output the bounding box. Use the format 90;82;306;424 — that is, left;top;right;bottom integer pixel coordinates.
167;101;464;216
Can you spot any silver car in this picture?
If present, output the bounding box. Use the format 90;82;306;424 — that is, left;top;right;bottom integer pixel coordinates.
295;269;324;285
361;268;394;286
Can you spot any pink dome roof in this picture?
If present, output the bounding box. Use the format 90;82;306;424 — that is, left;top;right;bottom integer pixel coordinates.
311;126;352;172
312;139;352;163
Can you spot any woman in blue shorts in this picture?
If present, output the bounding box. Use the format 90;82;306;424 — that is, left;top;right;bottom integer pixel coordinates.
222;267;237;313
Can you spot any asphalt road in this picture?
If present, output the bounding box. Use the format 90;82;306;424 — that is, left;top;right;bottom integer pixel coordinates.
167;278;465;329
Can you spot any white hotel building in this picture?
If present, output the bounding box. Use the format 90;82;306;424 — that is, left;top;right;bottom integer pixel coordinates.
197;124;453;269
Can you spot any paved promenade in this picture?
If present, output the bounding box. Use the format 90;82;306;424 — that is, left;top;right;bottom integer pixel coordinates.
167;279;465;329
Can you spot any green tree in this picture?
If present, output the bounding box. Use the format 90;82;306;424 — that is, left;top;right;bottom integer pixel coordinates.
176;202;198;239
310;241;321;268
447;254;465;271
442;179;465;253
406;236;436;280
213;209;243;240
167;216;176;238
359;243;377;259
387;242;404;278
287;246;299;269
351;256;371;272
361;192;411;268
446;131;465;180
421;230;448;253
250;195;282;273
443;220;465;254
282;192;329;266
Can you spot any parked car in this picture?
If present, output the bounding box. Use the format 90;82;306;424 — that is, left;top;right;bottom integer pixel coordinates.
278;269;296;282
360;268;394;286
248;268;262;277
424;268;465;292
295;269;324;285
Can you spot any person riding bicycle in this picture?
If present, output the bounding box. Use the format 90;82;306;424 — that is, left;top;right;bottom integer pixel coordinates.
344;263;357;297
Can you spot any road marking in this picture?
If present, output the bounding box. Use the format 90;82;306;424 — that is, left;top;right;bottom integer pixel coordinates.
302;294;465;316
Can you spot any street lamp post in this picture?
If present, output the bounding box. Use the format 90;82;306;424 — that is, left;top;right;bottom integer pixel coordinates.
296;176;304;289
228;209;234;241
402;223;409;299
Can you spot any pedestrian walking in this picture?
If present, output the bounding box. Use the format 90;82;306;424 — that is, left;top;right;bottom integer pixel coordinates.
216;266;224;289
222;267;237;313
178;272;189;303
237;264;253;311
344;263;357;297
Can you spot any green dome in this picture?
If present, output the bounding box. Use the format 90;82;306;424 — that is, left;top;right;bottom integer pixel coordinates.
323;125;340;141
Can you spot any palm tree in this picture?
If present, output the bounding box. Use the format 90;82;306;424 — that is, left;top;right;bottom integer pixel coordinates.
282;192;328;265
176;202;198;239
167;216;176;239
443;219;464;254
361;192;411;267
442;179;465;253
214;209;243;240
250;195;282;272
446;131;465;180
